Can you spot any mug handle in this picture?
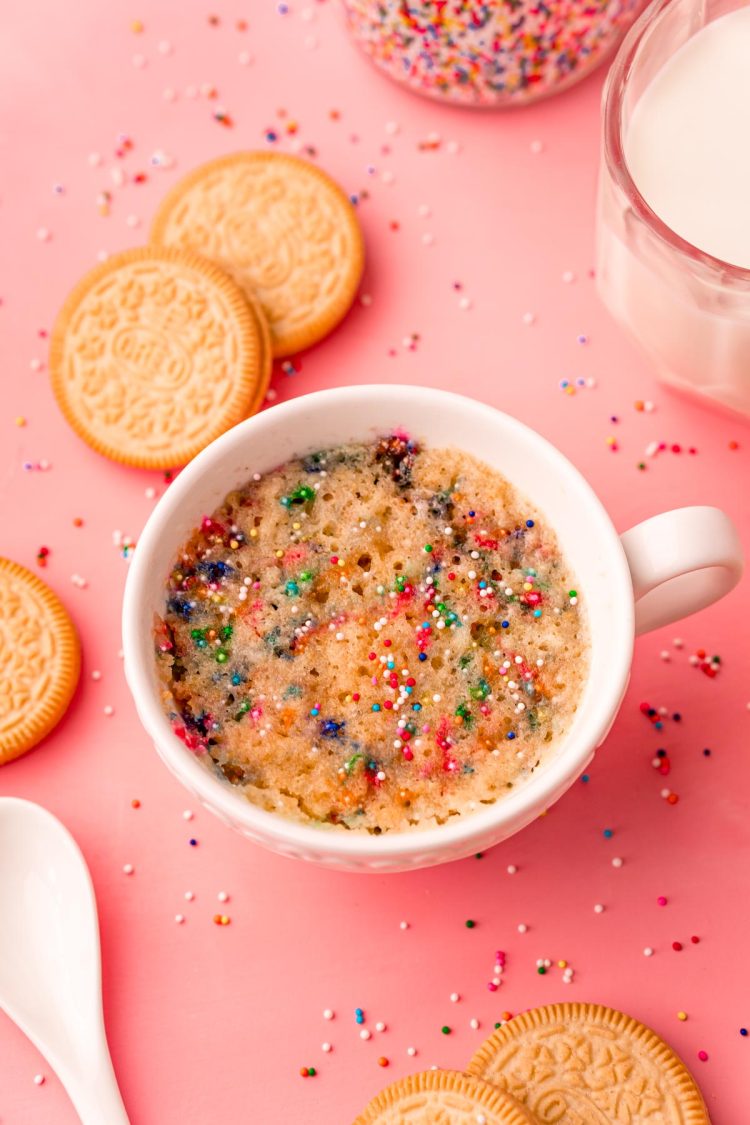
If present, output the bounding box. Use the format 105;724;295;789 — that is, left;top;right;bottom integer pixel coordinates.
620;506;744;636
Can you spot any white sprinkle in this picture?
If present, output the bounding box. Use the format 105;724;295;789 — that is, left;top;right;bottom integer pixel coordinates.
385;121;400;135
145;486;156;499
517;923;528;934
530;139;544;154
522;311;536;325
91;670;102;681
157;38;172;53
673;637;684;649
612;857;623;868
360;1029;371;1040
375;1021;386;1032
459;296;472;310
660;650;671;661
321;1042;332;1053
88;151;102;166
406;1046;417;1056
103;705;115;717
432;694;441;703
594;903;605;914
163;86;177;100
33;1074;45;1086
36;227;50;242
562;270;575;283
469;1018;480;1030
323;1008;334;1020
184;891;195;902
217;891;229;903
122;863;134;875
183;810;194;820
381;169;394;184
175;914;185;924
450;992;460;1003
132;53;147;68
399;920;409;930
644;947;654;957
660;788;671;798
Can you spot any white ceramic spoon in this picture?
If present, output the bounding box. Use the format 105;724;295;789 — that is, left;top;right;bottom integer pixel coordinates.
0;797;130;1124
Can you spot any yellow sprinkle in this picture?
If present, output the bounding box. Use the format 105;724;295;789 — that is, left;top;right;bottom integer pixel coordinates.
677;1011;688;1021
229;539;239;549
275;549;283;558
606;436;617;446
292;522;301;530
565;385;575;395
558;960;567;969
338;559;345;567
131;18;144;31
14;416;26;427
249;528;258;538
523;582;533;591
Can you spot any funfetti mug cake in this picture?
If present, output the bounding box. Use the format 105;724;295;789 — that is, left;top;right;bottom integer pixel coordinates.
343;0;645;106
123;386;743;872
154;435;588;833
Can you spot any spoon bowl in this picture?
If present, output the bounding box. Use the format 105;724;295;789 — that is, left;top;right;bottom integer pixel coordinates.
0;798;129;1124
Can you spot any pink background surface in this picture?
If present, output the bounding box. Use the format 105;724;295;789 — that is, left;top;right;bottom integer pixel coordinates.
1;2;749;1122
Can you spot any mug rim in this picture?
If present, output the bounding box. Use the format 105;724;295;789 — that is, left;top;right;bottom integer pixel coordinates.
122;385;635;860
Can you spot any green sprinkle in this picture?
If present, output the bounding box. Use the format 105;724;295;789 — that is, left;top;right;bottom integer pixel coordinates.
344;753;362;773
220;624;233;640
284;484;315;506
307;1067;316;1077
441;1026;451;1035
423;544;433;553
465;919;476;929
537;966;546;975
494;1022;502;1030
216;649;228;664
568;590;577;598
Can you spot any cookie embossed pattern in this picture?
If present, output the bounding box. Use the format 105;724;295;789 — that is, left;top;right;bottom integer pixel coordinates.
151;152;365;356
0;560;80;765
468;1004;710;1123
49;247;271;470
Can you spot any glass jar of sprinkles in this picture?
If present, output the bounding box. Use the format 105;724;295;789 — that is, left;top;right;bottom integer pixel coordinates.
343;0;646;106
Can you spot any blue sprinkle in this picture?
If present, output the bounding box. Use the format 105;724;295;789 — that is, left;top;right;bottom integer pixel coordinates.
533;609;542;618
506;732;516;740
418;652;427;661
581;774;590;783
189;838;198;846
603;828;613;838
320;719;345;740
526;519;535;528
412;703;422;711
501;620;509;628
372;703;381;712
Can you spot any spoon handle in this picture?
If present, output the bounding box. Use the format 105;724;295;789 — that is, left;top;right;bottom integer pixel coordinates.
63;1051;130;1125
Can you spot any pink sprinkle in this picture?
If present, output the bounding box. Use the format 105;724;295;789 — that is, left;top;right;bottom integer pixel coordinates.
698;1050;708;1061
487;982;498;992
657;896;668;906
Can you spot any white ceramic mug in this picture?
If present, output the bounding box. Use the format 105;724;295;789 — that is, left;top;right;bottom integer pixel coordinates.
122;386;743;872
